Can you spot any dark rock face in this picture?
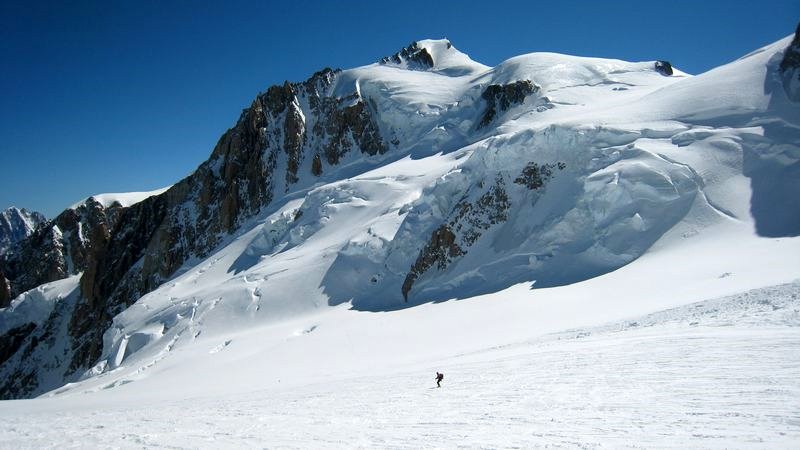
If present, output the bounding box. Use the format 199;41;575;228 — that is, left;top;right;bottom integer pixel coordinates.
780;23;800;72
69;195;168;372
0;323;36;367
402;225;463;300
316;94;387;165
380;41;435;70
0;273;10;306
478;80;539;128
0;198;119;308
284;95;305;185
655;60;673;76
312;154;323;176
403;177;510;300
0;66;389;399
0;321;41;398
780;23;800;102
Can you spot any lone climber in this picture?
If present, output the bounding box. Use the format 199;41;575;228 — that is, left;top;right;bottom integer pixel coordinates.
435;371;444;388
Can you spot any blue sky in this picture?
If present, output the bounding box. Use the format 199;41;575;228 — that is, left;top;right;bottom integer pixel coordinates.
2;0;798;217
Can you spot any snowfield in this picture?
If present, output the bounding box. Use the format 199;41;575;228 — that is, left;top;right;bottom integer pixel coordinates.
1;33;800;448
1;281;798;448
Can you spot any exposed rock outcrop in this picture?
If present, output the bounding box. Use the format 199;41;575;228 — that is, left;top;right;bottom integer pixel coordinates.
403;177;510;300
478;80;539;128
514;162;566;190
402;225;463;301
780;22;800;102
0;323;36;367
380;41;435;70
655;60;673;76
402;160;566;301
316;94;387;165
69;195;169;372
0;273;10;306
0;198;119;308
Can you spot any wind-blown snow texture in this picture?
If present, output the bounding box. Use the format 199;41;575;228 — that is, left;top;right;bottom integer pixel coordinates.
1;34;800;447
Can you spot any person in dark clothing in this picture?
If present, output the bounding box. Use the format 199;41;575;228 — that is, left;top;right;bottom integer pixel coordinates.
435;372;444;387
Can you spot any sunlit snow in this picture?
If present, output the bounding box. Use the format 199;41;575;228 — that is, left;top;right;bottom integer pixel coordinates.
1;35;799;448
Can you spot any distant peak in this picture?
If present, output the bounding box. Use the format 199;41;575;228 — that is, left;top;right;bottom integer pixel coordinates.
2;206;45;221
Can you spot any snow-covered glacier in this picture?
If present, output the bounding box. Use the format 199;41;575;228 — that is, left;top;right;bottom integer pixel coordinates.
1;33;799;447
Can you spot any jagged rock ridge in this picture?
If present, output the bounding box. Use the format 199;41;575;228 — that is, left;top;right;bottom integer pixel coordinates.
379;41;436;69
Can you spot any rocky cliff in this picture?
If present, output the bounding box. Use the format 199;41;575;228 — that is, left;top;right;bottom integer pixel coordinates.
0;200;113;308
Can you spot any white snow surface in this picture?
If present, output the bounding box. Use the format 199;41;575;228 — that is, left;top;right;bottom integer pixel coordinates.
0;275;80;336
68;186;171;210
2;36;800;447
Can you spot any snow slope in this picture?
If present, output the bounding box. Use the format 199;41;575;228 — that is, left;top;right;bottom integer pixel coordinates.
1;34;799;447
68;186;171;210
0;275;80;337
1;279;798;448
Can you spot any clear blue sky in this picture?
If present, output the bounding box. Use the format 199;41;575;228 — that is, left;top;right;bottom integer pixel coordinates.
2;0;798;217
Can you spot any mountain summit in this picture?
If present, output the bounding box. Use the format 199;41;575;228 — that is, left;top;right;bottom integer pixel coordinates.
379;39;490;75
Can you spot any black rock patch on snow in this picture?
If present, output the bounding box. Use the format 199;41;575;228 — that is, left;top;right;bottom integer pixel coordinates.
380;41;435;70
514;162;566;190
655;60;674;76
779;22;800;102
478;80;539;128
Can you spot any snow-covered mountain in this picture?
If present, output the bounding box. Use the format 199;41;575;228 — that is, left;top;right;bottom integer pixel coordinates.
0;28;799;420
0;207;45;255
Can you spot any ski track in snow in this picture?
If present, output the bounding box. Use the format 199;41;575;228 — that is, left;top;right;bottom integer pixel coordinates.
1;282;798;449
